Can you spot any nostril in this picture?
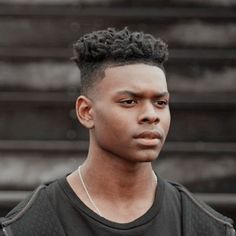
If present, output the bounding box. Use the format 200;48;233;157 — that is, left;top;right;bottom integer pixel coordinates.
142;118;149;122
140;116;160;124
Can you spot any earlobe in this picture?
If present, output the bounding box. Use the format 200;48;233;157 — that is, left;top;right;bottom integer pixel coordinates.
75;96;94;129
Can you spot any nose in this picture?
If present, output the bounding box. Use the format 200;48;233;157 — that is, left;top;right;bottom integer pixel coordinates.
138;102;160;124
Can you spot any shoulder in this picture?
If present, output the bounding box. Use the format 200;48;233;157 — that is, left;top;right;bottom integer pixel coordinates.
0;185;46;235
160;177;181;211
168;181;235;236
1;185;47;223
0;181;66;236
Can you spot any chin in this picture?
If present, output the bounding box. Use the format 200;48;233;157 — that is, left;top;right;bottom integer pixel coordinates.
139;156;158;163
133;152;160;163
142;148;161;158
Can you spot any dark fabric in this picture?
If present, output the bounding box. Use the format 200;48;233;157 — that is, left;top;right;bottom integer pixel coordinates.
0;186;66;236
0;176;234;236
181;192;225;236
45;175;182;236
172;182;235;236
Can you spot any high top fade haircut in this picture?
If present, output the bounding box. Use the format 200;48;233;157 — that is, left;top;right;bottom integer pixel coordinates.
72;27;168;95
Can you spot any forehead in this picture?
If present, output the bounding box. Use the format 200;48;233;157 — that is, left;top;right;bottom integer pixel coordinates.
94;63;168;97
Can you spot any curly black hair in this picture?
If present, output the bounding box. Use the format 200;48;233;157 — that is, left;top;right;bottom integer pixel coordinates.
72;27;168;95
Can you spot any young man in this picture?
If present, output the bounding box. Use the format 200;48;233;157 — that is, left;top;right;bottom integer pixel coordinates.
0;28;235;235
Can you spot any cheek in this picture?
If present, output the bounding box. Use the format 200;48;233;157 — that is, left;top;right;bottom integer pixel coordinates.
94;108;120;132
166;113;171;132
94;109;131;141
161;110;171;134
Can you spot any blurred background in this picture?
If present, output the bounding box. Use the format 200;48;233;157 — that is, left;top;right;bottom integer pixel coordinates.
0;0;235;222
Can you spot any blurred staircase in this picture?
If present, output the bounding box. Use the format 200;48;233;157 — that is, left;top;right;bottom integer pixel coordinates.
0;0;236;221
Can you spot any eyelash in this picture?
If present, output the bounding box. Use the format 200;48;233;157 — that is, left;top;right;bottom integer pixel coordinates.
120;99;169;107
120;99;137;105
154;100;168;106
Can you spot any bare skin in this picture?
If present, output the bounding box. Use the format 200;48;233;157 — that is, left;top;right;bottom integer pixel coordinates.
67;63;170;223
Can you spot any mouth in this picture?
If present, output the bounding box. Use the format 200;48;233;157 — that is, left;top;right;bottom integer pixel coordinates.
134;131;163;147
135;131;162;139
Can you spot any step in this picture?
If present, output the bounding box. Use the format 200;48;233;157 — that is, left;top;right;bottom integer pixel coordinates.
0;92;235;141
0;0;236;7
0;5;235;52
0;140;235;191
0;62;236;93
1;5;235;19
0;140;235;154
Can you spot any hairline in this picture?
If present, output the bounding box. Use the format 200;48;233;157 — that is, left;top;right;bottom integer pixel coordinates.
82;60;166;97
84;60;166;98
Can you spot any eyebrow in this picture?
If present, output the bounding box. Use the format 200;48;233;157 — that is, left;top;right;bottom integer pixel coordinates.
116;90;169;98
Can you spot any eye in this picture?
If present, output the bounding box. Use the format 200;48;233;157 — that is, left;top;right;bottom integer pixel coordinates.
154;99;169;108
120;99;137;106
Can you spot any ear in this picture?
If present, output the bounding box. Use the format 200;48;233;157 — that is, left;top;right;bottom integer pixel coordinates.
75;95;94;129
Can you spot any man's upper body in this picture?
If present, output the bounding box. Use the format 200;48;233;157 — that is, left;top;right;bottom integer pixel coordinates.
0;174;234;236
0;27;235;235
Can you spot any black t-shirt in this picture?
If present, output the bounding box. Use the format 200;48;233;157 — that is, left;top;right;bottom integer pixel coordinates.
45;174;182;236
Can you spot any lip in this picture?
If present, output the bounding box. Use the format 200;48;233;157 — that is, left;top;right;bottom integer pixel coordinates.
134;131;163;140
134;131;163;147
135;138;161;146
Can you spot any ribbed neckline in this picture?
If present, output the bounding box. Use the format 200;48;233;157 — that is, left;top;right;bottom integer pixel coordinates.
58;172;165;230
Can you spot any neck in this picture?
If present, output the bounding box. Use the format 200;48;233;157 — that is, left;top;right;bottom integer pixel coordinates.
81;147;157;201
67;144;158;223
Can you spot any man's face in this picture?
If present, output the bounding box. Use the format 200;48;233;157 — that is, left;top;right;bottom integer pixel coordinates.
88;63;170;163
